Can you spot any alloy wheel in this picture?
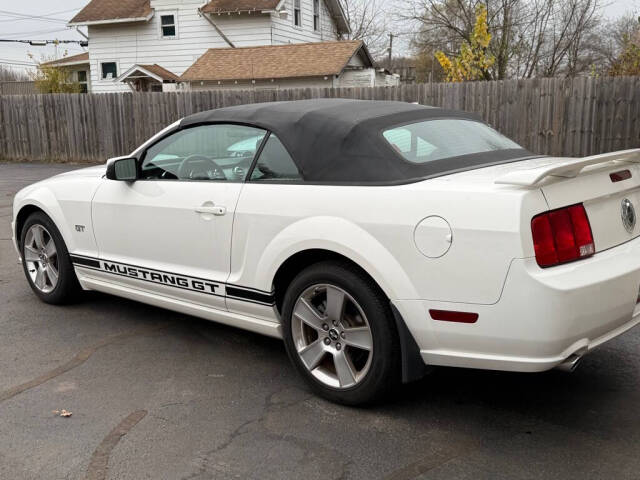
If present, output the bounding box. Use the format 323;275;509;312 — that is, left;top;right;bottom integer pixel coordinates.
291;284;373;389
23;224;59;294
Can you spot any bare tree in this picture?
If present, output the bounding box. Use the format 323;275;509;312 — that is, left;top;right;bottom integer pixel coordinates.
401;0;530;79
340;0;390;57
539;0;601;76
402;0;605;79
589;13;640;74
0;65;30;82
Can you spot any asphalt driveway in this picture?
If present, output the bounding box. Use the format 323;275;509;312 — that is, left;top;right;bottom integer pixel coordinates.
1;163;640;480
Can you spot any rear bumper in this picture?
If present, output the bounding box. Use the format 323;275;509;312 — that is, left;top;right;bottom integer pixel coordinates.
395;235;640;372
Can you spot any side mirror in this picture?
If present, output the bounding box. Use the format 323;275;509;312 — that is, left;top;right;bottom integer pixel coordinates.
106;157;138;181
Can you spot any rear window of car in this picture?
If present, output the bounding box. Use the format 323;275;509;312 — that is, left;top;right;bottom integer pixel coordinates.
383;119;522;164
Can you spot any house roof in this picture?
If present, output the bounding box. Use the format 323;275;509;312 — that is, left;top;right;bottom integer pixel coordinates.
201;0;281;14
41;52;89;67
69;0;153;26
323;0;350;34
69;0;349;33
116;64;181;83
201;0;349;34
181;40;369;82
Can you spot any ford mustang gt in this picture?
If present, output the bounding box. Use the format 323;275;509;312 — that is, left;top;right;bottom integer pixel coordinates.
12;99;640;405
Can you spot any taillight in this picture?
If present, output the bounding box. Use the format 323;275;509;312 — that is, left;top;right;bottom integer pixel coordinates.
531;204;595;268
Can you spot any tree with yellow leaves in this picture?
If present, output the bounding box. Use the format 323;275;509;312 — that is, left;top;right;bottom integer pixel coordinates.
435;5;495;82
28;50;83;94
609;31;640;76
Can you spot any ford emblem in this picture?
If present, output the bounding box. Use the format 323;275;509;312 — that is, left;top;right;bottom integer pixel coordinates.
621;198;636;234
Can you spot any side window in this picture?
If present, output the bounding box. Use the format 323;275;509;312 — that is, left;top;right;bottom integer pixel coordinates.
141;124;266;181
294;0;302;26
250;134;302;182
313;0;320;31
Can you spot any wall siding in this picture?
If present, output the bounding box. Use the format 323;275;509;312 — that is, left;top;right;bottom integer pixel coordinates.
3;77;638;163
271;0;338;44
86;0;339;93
88;1;273;93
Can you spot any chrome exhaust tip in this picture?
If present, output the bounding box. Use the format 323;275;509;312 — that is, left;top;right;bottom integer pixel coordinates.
555;354;582;373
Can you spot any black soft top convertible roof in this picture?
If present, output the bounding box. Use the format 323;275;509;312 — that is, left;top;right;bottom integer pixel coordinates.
180;99;532;184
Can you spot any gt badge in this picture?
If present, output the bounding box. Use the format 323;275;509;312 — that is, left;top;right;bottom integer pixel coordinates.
75;225;85;232
621;198;636;234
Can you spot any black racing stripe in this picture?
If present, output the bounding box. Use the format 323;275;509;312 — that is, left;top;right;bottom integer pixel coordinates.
75;264;225;298
72;255;271;297
72;254;274;305
70;255;100;268
226;286;275;305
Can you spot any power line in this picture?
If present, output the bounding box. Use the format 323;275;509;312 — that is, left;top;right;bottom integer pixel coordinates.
0;7;79;17
0;8;78;24
0;16;67;24
3;28;70;38
0;39;88;47
0;15;67;25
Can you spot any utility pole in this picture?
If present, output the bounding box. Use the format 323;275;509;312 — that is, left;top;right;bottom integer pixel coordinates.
387;33;394;71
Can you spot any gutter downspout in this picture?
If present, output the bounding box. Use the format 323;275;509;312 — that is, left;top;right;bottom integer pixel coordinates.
198;8;236;48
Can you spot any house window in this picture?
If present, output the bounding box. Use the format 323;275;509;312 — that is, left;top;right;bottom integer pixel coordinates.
161;14;176;38
77;70;88;93
294;0;301;27
101;62;117;80
313;0;320;31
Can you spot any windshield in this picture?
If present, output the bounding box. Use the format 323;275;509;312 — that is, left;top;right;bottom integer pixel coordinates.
383;119;522;164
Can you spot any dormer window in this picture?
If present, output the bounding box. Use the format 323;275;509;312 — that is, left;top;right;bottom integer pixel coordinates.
294;0;301;27
161;14;176;38
313;0;320;31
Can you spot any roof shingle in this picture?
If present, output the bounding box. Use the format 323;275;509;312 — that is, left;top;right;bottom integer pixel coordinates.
69;0;152;24
139;64;180;82
42;52;89;67
200;0;281;14
181;41;366;82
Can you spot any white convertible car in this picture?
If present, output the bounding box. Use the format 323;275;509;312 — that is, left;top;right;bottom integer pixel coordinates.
12;99;640;404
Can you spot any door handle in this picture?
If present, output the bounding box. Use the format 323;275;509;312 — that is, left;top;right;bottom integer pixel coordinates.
195;205;226;216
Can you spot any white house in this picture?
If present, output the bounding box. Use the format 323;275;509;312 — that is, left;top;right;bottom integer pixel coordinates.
62;0;398;93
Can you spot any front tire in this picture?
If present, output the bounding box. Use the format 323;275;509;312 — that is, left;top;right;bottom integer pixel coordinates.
20;212;81;304
282;261;401;406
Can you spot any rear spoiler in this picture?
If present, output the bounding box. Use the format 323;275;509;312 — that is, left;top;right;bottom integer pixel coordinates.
495;149;640;187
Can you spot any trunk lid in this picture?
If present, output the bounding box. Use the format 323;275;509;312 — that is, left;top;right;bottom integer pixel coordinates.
496;149;640;252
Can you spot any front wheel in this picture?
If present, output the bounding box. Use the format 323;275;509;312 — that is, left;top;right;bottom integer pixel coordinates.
20;212;81;304
282;261;401;405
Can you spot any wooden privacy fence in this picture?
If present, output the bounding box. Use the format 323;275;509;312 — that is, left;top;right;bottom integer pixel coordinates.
0;81;36;96
0;76;639;163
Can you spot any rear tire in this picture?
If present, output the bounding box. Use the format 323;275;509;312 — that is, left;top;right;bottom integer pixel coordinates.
282;261;401;406
20;212;81;305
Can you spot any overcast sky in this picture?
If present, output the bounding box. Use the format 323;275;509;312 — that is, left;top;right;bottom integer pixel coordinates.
1;0;638;74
